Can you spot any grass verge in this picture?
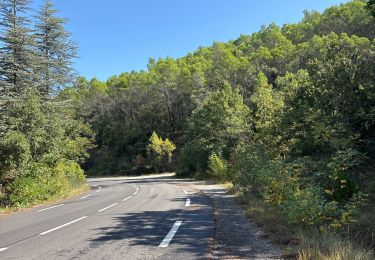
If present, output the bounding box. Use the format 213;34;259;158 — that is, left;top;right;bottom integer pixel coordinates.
232;189;374;260
0;183;89;215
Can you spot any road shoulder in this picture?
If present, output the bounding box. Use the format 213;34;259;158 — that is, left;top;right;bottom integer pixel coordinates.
190;182;281;259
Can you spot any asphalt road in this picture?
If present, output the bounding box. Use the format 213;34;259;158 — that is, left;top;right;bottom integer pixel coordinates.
0;174;213;259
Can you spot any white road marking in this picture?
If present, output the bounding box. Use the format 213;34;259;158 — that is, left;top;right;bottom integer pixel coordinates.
131;186;139;196
122;186;139;201
81;194;92;199
98;203;118;212
96;186;102;193
122;196;132;202
0;248;8;252
183;190;188;194
39;216;88;235
185;198;191;207
159;221;182;248
37;204;64;212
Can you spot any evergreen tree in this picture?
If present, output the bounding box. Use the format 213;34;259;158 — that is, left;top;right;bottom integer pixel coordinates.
34;0;77;97
0;0;35;97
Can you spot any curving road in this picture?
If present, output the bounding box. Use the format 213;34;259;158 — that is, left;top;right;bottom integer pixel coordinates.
0;174;213;259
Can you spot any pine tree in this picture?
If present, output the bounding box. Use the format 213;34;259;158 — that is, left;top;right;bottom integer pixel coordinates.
0;0;35;137
0;0;35;97
34;0;77;97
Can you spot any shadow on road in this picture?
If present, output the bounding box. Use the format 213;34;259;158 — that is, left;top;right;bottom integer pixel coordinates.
89;191;213;259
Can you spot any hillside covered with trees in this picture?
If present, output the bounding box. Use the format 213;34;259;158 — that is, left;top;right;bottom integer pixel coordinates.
61;0;375;255
1;0;375;258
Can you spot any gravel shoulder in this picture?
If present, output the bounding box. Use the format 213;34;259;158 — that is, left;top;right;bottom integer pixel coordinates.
188;182;281;259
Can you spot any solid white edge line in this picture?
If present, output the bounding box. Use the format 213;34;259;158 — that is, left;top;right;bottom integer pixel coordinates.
0;248;8;252
98;203;118;212
159;221;182;248
81;194;92;199
37;204;64;212
39;216;88;235
185;198;191;207
183;190;188;194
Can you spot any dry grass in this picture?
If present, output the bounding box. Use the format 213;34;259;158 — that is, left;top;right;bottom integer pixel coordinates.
297;231;374;260
236;191;300;257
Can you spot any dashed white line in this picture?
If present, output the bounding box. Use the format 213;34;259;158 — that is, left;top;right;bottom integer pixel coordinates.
0;248;8;252
39;216;88;235
185;198;191;207
183;190;188;194
81;194;92;199
159;221;182;248
98;203;118;212
37;204;64;212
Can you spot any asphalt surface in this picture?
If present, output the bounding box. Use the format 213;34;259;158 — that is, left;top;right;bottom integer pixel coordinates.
0;174;213;259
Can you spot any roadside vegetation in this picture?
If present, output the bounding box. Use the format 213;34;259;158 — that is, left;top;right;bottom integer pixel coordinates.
59;0;374;257
1;0;374;258
0;0;93;210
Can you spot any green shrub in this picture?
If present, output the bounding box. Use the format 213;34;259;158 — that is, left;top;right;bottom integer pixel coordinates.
208;152;228;180
9;160;85;207
243;158;364;228
0;131;30;173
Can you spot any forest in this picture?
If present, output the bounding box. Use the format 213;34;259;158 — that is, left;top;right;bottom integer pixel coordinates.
0;0;375;257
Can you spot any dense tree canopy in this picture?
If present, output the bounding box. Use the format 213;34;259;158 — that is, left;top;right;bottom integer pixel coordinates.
58;1;375;235
1;0;374;249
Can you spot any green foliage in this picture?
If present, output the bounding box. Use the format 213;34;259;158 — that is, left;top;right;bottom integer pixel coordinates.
9;160;85;206
0;87;92;207
208;152;228;180
0;131;30;173
0;0;91;209
178;82;250;175
147;131;176;171
34;0;77;96
40;1;375;246
148;131;164;156
367;0;375;18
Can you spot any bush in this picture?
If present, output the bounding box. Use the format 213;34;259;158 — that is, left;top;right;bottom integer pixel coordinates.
9;160;85;207
176;141;209;177
0;131;30;174
208;152;228;180
238;157;364;228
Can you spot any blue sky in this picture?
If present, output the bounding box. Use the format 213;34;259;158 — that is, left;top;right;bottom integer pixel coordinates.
31;0;348;80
